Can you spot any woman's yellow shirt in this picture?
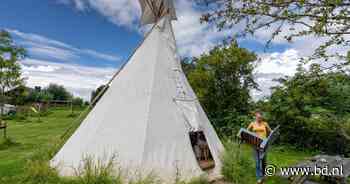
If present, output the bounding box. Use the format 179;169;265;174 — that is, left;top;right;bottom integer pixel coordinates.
248;121;270;139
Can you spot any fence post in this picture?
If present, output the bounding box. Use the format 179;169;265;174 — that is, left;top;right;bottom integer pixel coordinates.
4;125;6;139
71;100;74;115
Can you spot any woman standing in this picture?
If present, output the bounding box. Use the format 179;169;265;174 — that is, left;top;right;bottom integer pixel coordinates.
247;110;272;184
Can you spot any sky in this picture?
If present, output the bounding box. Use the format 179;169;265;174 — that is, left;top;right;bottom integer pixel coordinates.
0;0;332;100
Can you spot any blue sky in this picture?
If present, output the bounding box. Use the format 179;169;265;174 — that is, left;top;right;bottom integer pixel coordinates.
0;0;314;100
0;0;140;67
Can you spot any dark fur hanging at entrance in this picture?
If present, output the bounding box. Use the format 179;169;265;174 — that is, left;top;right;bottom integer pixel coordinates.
189;131;215;171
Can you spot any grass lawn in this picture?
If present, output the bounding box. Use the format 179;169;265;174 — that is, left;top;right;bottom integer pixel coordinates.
0;107;315;183
0;107;83;178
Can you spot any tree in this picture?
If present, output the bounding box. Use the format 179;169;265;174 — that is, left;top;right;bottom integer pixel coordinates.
199;0;350;65
45;83;72;101
181;57;196;75
37;90;54;102
259;64;350;154
5;85;30;105
72;97;84;107
90;84;108;105
183;40;258;135
0;30;26;116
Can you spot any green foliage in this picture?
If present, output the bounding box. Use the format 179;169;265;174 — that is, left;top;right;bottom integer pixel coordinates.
221;139;313;184
21;143;123;184
0;30;26;88
5;85;30;105
0;30;26;116
90;85;108;105
14;138;61;184
23;160;60;184
25;86;51;103
45;84;72;101
72;97;84;107
183;41;257;136
200;0;350;63
74;155;123;184
25;84;77;104
221;140;255;184
342;117;350;140
259;64;350;155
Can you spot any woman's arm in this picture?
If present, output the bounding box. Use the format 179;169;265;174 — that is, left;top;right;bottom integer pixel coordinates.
247;122;253;131
265;122;272;135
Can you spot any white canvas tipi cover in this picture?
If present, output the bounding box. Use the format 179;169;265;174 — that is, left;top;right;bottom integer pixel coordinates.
51;2;224;181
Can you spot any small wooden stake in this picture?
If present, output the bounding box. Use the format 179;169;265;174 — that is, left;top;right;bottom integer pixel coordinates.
3;126;6;139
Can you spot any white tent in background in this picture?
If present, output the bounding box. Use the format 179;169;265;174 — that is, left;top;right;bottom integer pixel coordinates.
51;0;224;181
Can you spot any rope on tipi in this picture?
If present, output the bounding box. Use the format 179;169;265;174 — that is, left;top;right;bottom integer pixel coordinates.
172;67;199;132
155;16;200;132
171;51;198;131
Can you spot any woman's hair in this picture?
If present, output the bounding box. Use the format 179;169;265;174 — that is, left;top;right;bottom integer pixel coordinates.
254;109;262;115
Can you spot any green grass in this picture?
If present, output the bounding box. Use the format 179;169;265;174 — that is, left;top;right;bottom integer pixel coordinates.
0;108;317;183
0;107;83;178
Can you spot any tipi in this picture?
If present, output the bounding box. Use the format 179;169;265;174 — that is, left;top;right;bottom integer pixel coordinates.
51;0;224;181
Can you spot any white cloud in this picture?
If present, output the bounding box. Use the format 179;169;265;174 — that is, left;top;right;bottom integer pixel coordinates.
81;49;120;62
9;29;74;49
251;49;302;100
58;0;233;57
22;64;61;73
87;0;140;28
58;0;141;28
172;0;235;56
57;0;87;11
8;29;120;62
21;58;117;100
27;42;79;61
257;49;301;76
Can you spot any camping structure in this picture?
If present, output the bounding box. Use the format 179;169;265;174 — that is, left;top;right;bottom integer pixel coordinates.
0;104;16;115
51;0;224;181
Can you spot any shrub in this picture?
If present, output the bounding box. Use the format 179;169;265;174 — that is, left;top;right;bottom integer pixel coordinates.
221;140;255;184
74;154;123;184
23;159;60;184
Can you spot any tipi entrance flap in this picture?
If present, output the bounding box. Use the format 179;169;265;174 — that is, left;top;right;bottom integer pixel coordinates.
189;131;216;171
